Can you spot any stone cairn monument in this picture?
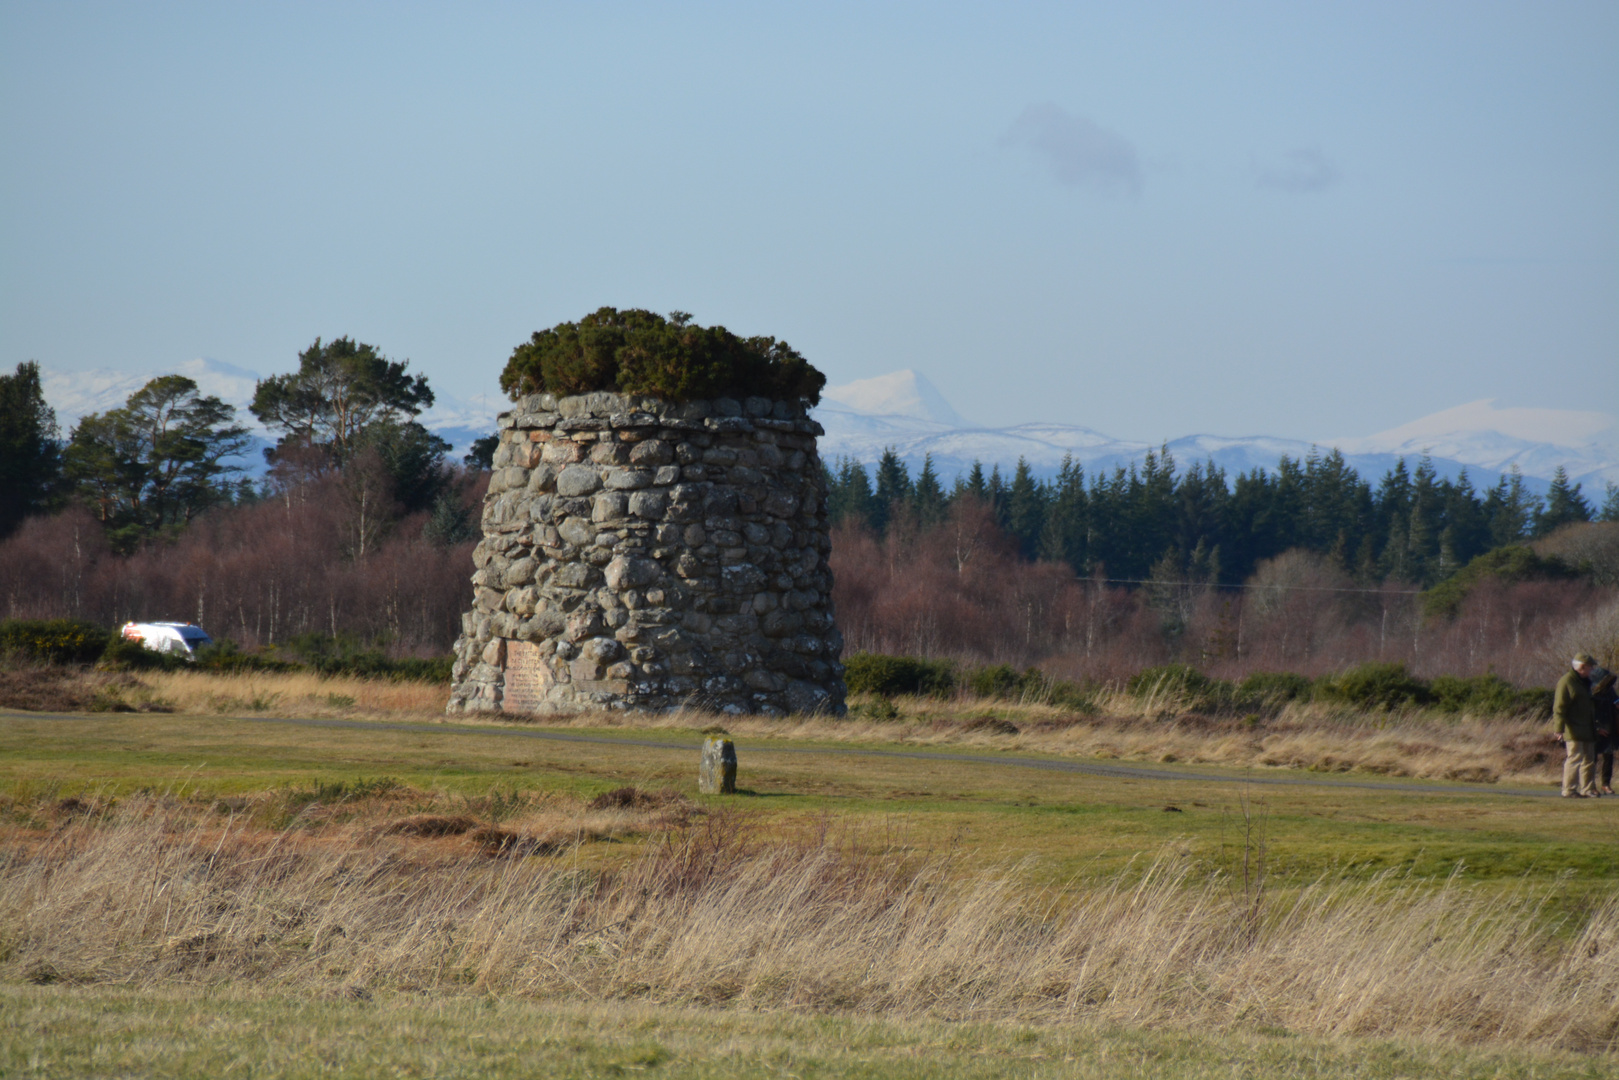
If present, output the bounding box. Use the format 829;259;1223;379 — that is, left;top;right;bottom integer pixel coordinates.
446;384;845;717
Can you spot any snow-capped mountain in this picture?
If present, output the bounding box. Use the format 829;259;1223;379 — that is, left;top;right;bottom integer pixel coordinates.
36;361;1619;497
40;358;263;427
39;358;502;468
812;373;1619;497
820;369;968;427
1329;400;1619;490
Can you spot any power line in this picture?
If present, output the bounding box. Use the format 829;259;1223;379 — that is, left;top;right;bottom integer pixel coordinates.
1089;577;1426;595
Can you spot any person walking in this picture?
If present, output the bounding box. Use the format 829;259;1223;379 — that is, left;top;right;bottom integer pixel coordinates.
1553;653;1599;798
1592;667;1617;796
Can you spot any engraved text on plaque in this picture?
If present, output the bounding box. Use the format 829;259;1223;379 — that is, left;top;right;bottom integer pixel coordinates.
502;641;552;713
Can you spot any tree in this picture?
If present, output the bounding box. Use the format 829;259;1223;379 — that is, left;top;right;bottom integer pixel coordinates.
872;448;912;534
963;460;988;501
911;453;948;527
1537;466;1592;535
251;337;434;466
826;458;877;530
1037;456;1087;571
64;375;249;549
1483;468;1538;548
0;361;63;538
1004;457;1047;557
355;419;453;516
1599;481;1619;524
464;434;499;471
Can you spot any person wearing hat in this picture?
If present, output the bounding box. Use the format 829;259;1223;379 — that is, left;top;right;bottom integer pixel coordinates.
1553;654;1599;798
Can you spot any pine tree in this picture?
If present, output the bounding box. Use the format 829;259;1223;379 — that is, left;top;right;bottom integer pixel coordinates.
1483;467;1538;546
1126;447;1178;578
1302;448;1371;561
1174;460;1228;578
911;453;948;527
826;457;877;529
1037;455;1087;570
1375;458;1413;548
964;460;988;502
1438;470;1489;572
1225;467;1279;583
1403;457;1444;584
1004;457;1047;557
64;375;250;550
1599;481;1619;524
986;464;1008;527
0;361;63;539
1537;466;1592;535
872;448;912;534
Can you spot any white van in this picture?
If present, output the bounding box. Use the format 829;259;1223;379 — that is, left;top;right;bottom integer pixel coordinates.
120;622;214;659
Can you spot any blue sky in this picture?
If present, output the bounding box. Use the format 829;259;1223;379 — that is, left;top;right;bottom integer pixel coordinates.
2;1;1614;441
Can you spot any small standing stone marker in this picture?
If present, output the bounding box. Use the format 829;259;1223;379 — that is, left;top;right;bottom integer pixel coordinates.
699;736;737;794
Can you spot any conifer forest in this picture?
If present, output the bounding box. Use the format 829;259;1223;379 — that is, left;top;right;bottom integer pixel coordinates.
3;357;1618;688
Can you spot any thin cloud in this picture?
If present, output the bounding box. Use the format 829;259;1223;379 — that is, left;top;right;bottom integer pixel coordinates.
1000;103;1143;196
1254;147;1341;193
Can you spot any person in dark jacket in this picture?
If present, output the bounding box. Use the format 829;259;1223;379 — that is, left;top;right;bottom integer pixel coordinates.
1553;654;1599;798
1592;667;1617;797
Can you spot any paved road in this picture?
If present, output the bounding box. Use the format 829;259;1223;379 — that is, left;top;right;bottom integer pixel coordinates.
179;713;1563;800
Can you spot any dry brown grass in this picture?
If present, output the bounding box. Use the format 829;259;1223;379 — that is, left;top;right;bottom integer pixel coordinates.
0;663;1566;786
514;693;1562;786
1;798;1614;1053
0;665;447;719
140;669;448;717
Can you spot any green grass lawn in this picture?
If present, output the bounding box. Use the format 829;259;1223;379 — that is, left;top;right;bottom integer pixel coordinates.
4;709;1618;1078
2;709;1613;888
4;986;1613;1080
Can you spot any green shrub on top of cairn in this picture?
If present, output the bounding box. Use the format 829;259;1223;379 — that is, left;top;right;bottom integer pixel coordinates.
500;307;827;405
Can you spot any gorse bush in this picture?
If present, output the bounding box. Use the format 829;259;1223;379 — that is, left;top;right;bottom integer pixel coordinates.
1237;671;1314;706
500;307;826;404
843;653;1095;709
96;638;182;672
0;620;448;684
1314;662;1432;711
282;632;452;682
842;652;956;697
1126;664;1235;711
847;651;1548;720
0;619;110;664
192;639;298;674
1429;673;1550;717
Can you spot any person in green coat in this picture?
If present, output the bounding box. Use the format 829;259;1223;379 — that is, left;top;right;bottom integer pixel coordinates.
1553;653;1599;798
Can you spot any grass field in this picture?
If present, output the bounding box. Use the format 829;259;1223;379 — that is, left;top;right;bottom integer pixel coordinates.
6;987;1616;1079
2;679;1616;1077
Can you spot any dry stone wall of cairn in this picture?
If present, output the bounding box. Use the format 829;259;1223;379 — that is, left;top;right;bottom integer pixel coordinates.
446;391;845;717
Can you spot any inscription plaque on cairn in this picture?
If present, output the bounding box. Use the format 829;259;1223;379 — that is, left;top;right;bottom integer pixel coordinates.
500;640;552;714
446;389;845;717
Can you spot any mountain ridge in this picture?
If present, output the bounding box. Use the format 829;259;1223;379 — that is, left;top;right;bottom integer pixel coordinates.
34;362;1619;496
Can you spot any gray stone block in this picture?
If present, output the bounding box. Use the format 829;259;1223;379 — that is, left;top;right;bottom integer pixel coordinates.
699;736;738;794
556;465;602;496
